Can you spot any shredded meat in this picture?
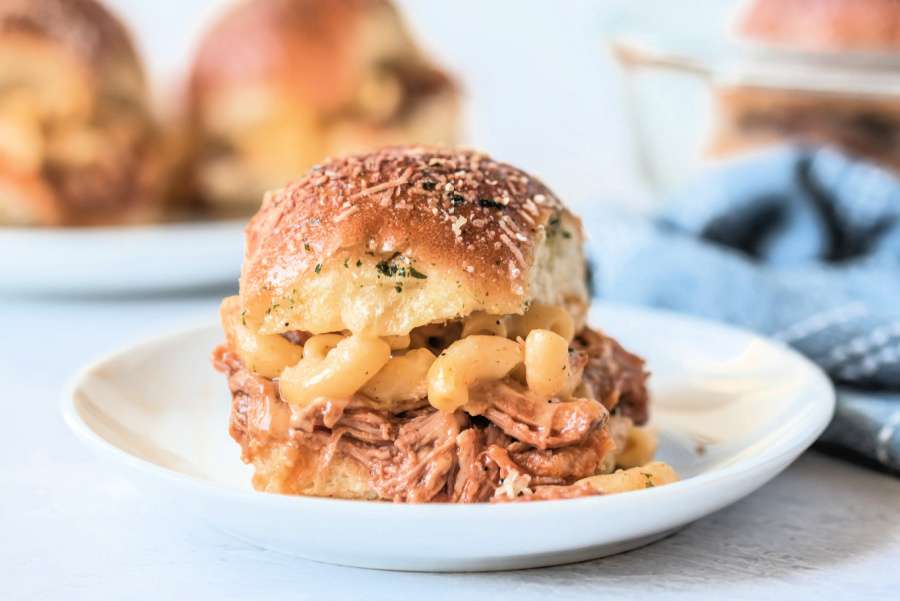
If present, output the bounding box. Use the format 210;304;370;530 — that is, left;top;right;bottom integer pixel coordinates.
468;380;607;450
281;331;311;346
508;429;617;485
573;328;650;425
212;324;650;503
344;410;467;502
447;428;499;503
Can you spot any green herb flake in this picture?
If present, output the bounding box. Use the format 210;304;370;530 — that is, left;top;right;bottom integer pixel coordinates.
356;259;362;267
376;261;398;277
408;267;428;279
240;310;247;326
314;263;322;274
642;473;655;488
303;243;311;252
395;283;403;293
561;230;572;239
343;257;349;268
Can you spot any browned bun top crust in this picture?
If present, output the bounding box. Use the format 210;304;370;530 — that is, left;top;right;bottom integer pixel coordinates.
0;0;145;93
240;146;587;336
189;0;452;112
735;0;900;51
0;0;160;226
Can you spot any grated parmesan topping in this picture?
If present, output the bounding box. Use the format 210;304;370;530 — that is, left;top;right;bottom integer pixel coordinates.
451;216;467;238
332;205;359;223
255;146;568;289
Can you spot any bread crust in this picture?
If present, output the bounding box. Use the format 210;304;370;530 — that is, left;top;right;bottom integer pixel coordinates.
190;0;391;112
0;0;146;96
239;146;587;336
186;0;460;212
735;0;900;51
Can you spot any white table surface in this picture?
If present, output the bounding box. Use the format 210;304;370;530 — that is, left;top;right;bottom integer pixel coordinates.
2;291;899;600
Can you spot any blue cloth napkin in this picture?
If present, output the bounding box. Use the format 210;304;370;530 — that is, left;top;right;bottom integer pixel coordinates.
586;146;900;473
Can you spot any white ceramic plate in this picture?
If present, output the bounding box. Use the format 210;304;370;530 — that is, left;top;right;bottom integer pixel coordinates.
0;220;244;295
63;303;835;571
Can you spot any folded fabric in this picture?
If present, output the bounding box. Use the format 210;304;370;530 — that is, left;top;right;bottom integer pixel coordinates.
585;146;900;473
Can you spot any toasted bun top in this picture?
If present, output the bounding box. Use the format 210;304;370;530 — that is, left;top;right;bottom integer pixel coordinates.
239;146;588;336
189;0;453;113
0;0;145;93
735;0;900;51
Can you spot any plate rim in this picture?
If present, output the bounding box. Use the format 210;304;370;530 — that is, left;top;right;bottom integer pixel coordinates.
62;301;836;515
0;217;247;239
0;218;246;295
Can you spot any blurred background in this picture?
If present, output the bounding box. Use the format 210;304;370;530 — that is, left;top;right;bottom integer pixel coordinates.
2;0;899;472
103;0;900;476
105;0;741;212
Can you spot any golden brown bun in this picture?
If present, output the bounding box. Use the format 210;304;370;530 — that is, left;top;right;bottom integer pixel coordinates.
239;146;588;336
240;438;382;499
0;0;146;101
735;0;900;52
187;0;460;212
0;0;162;226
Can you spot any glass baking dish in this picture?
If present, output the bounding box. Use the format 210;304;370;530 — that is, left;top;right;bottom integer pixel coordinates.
606;25;900;200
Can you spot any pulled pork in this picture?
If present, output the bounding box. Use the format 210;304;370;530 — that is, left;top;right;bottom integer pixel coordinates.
213;326;649;503
572;328;649;425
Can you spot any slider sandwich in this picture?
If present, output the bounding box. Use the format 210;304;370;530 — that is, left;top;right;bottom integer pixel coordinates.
213;146;676;502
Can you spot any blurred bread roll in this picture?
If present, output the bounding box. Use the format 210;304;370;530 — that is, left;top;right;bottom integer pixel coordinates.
186;0;460;213
735;0;900;52
0;0;163;226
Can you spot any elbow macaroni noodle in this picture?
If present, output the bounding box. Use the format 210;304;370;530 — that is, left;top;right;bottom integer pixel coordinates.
461;312;508;338
576;462;677;494
508;302;575;342
225;299;599;414
302;333;345;361
221;296;304;378
427;335;523;412
223;294;674;491
279;335;390;407
232;323;305;379
383;335;411;350
361;348;436;405
615;426;658;469
524;329;571;399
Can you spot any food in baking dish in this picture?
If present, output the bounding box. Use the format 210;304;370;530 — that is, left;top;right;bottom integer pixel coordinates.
186;0;460;215
212;146;676;502
0;0;163;226
735;0;900;52
707;0;900;173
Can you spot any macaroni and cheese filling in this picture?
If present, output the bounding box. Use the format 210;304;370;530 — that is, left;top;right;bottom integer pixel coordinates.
213;296;665;502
